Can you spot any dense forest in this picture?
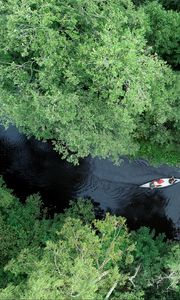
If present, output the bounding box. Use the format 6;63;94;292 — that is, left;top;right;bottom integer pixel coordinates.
0;179;180;299
0;0;180;299
0;0;179;164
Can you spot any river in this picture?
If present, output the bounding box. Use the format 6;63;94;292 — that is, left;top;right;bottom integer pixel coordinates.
0;125;180;240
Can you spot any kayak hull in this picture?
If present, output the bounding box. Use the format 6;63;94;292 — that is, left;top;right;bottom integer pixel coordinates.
140;178;180;189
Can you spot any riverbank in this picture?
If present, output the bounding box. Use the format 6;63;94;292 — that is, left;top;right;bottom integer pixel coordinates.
137;142;180;167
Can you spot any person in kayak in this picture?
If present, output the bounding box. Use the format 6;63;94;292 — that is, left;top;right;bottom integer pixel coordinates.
150;178;164;189
169;176;176;184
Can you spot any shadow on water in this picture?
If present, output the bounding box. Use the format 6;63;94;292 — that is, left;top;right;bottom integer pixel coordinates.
0;125;180;240
122;190;177;239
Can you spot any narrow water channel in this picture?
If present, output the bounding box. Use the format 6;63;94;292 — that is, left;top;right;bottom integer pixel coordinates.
0;125;180;240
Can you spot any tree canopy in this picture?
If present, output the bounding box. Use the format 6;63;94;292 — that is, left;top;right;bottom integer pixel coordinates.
0;178;179;299
0;1;179;298
0;0;179;163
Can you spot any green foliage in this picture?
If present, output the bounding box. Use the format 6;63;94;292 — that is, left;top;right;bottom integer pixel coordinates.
0;0;179;297
159;0;180;12
142;1;180;67
166;244;180;293
0;178;180;299
133;0;180;12
16;215;133;300
0;177;62;287
134;67;180;164
131;228;167;294
0;0;179;164
130;228;180;299
0;177;15;209
63;198;95;223
137;141;180;166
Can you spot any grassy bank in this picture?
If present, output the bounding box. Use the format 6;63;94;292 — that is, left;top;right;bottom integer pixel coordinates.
137;142;180;167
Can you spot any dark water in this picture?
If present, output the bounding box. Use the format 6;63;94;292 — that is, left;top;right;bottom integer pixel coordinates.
0;125;180;240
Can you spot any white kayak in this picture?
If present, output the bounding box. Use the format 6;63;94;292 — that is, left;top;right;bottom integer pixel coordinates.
140;178;180;189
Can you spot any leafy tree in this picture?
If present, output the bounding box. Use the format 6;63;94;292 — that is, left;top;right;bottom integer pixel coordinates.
142;1;180;67
0;0;178;164
130;227;180;299
0;177;63;288
3;215;135;300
